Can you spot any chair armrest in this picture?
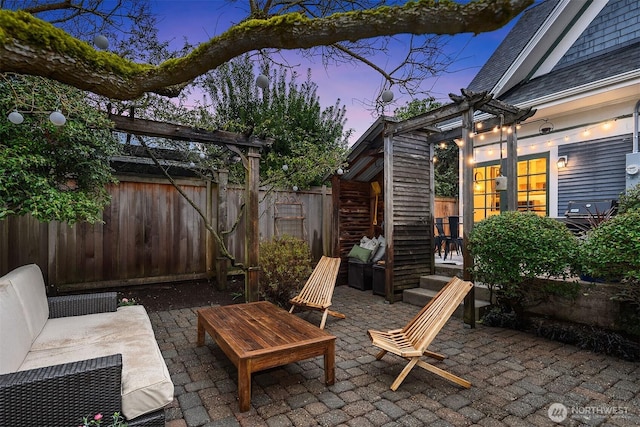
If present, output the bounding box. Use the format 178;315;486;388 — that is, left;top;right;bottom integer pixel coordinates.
0;354;123;427
48;292;118;318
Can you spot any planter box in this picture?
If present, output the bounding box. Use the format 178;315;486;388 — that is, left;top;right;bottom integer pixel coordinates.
526;278;623;330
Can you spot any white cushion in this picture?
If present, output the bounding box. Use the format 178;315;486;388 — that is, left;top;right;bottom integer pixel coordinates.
0;281;32;374
21;305;174;419
3;264;49;341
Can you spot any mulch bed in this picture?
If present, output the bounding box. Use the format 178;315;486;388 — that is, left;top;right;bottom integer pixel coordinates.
117;275;245;312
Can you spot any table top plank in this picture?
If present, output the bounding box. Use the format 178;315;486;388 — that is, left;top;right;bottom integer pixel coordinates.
198;301;335;359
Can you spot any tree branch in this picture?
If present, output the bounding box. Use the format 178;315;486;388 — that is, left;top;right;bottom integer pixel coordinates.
0;0;532;100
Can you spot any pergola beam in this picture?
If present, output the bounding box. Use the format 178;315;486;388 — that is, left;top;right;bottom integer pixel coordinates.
109;114;267;149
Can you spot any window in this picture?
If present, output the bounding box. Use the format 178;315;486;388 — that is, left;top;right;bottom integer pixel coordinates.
473;155;548;222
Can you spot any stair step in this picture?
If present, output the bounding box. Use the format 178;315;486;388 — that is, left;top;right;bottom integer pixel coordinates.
402;288;492;321
419;275;493;302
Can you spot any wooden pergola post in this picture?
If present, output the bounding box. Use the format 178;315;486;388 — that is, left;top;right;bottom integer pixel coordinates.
245;147;261;302
461;108;476;328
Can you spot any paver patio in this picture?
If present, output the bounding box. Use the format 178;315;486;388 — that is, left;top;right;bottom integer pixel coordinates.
150;285;640;427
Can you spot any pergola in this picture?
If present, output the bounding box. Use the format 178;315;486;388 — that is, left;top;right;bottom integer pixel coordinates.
335;90;534;322
109;113;271;302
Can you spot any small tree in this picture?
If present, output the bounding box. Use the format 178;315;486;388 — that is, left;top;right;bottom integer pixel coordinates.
259;235;313;307
468;211;579;324
0;74;119;223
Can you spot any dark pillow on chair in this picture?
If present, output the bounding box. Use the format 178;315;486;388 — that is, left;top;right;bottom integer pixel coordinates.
347;244;373;263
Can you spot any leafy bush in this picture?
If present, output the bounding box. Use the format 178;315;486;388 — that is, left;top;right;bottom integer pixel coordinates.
259;235;313;307
578;209;640;311
618;182;640;214
468;212;579;321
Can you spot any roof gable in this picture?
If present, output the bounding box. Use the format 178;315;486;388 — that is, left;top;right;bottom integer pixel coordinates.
466;0;636;100
553;0;640;71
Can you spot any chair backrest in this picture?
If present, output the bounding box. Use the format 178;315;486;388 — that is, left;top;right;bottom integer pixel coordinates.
448;216;460;239
294;256;341;307
435;217;446;236
402;277;473;352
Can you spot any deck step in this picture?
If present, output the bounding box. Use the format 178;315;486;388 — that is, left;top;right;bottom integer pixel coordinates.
402;288;491;321
419;275;493;302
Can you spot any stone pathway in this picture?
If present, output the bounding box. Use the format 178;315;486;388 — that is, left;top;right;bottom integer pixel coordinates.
149;286;640;427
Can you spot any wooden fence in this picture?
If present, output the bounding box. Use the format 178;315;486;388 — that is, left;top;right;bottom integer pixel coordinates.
0;172;453;292
0;175;332;291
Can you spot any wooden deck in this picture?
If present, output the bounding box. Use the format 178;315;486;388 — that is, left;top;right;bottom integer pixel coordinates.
197;301;336;411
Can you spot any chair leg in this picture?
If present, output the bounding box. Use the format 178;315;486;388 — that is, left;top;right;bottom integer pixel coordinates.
319;309;329;329
390;357;419;391
327;309;346;319
289;305;295;314
375;349;387;360
416;360;471;388
423;350;446;361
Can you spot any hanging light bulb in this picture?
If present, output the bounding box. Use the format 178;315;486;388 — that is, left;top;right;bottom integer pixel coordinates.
8;111;24;124
93;35;109;50
49;111;66;126
199;152;206;159
292;185;299;192
256;74;269;89
336;167;344;175
381;89;394;103
282;164;289;171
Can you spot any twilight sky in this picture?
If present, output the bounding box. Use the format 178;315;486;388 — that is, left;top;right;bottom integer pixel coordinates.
151;0;523;143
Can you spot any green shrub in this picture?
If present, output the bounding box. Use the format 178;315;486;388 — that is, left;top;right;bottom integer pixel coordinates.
259;235;313;307
468;212;579;321
579;209;640;312
618;182;640;214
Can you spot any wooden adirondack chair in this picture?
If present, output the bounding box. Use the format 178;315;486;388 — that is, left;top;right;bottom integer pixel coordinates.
289;256;345;329
367;277;474;390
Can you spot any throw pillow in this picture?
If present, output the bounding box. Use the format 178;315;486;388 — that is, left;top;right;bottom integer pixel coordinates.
347;244;373;263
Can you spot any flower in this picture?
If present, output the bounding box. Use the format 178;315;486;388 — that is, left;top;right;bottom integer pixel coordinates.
118;297;137;307
80;411;127;426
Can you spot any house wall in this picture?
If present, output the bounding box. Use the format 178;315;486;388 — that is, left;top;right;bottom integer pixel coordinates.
471;100;637;219
558;135;632;212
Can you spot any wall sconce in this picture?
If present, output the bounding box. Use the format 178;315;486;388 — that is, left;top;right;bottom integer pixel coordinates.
557;156;568;169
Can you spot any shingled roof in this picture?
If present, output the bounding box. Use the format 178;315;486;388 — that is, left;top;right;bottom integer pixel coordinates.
468;0;640;104
466;0;560;94
500;41;640;106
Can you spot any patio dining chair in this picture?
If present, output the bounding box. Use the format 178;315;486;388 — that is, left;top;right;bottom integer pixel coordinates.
367;276;474;390
289;256;345;329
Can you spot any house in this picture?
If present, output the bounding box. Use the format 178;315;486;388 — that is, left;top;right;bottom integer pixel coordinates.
466;0;640;221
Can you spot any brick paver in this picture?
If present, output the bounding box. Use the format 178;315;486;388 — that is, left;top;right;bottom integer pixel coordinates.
149;286;640;426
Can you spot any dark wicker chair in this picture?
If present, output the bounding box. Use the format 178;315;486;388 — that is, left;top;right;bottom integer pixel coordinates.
0;292;165;427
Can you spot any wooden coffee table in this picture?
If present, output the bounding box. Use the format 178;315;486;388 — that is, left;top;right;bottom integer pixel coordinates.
197;301;336;411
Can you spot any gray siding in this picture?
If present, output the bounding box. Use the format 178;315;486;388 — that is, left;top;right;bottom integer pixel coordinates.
558;135;632;213
555;0;640;70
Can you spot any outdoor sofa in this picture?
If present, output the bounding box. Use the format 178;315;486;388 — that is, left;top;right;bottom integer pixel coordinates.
0;264;174;427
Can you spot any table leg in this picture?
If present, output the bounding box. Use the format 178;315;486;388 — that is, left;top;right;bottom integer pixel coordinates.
196;315;205;346
324;341;335;385
238;358;251;412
